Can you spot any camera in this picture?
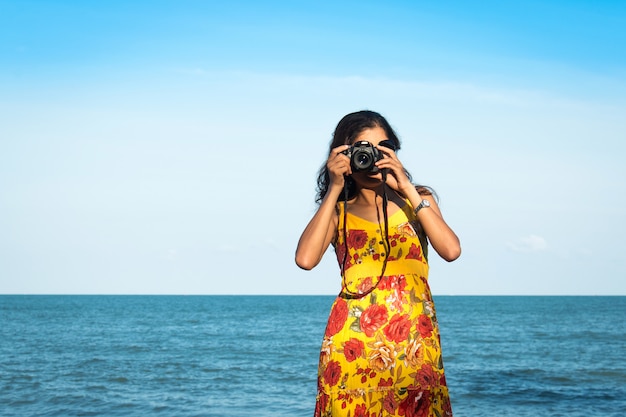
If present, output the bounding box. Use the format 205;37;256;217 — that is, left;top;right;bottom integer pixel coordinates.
343;140;395;172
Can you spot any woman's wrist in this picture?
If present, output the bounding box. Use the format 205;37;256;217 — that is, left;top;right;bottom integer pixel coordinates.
400;183;420;201
413;199;431;216
326;182;345;199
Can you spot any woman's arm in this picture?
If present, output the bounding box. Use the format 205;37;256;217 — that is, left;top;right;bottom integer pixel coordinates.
295;145;351;270
295;191;341;270
375;146;461;262
406;190;461;262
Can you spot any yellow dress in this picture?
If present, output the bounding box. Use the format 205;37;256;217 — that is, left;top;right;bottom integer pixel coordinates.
314;202;453;417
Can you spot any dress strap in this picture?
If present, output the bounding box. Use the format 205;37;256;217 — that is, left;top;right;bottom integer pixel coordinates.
336;201;346;230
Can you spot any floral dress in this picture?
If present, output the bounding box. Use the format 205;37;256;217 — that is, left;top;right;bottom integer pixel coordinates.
314;202;453;417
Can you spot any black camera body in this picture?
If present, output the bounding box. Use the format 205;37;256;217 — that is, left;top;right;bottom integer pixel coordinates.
343;140;395;172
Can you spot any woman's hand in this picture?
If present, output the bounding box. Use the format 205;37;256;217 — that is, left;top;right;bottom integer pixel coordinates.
374;145;414;196
327;145;352;189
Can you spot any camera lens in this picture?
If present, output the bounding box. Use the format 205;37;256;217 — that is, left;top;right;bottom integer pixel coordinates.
356;153;371;167
352;150;373;171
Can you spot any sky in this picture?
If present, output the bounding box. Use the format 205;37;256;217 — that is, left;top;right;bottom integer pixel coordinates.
1;0;625;295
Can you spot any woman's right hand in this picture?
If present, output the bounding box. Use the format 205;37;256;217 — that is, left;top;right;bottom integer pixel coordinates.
327;145;351;189
295;145;350;270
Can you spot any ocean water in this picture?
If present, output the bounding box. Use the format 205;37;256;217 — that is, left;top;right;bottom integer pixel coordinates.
0;295;624;417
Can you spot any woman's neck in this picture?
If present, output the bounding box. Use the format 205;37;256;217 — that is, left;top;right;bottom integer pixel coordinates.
351;184;407;207
353;185;387;207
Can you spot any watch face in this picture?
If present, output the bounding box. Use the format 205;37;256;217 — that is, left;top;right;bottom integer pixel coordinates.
422;199;430;207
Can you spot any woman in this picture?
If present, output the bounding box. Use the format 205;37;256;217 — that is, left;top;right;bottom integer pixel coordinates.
296;110;461;417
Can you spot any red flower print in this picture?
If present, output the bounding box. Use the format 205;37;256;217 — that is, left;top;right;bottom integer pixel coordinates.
314;391;329;417
343;338;365;362
360;304;388;337
417;314;433;338
440;372;447;386
335;244;352;270
383;389;398;414
356;277;374;294
354;403;368;417
405;243;423;261
378;275;408;292
416;364;438;389
379;377;393;387
378;276;391;290
347;229;368;249
325;299;348;337
383;314;412;343
442;394;453;416
399;389;431;417
323;360;342;386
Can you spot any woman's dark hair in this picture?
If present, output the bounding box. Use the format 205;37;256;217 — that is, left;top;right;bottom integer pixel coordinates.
315;110;433;204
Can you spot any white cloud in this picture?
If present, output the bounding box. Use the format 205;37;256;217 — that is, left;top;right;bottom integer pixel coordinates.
506;235;548;252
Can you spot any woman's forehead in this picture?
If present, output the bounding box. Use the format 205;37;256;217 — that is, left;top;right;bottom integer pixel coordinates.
353;126;388;144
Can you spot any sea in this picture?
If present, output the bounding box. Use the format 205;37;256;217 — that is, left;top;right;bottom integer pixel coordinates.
1;295;624;417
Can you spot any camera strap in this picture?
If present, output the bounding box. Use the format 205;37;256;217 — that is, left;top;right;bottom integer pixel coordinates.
340;171;390;299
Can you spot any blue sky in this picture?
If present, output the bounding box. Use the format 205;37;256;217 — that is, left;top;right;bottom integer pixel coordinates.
1;1;625;295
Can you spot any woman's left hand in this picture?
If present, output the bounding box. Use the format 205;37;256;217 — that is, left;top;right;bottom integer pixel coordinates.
375;145;414;196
